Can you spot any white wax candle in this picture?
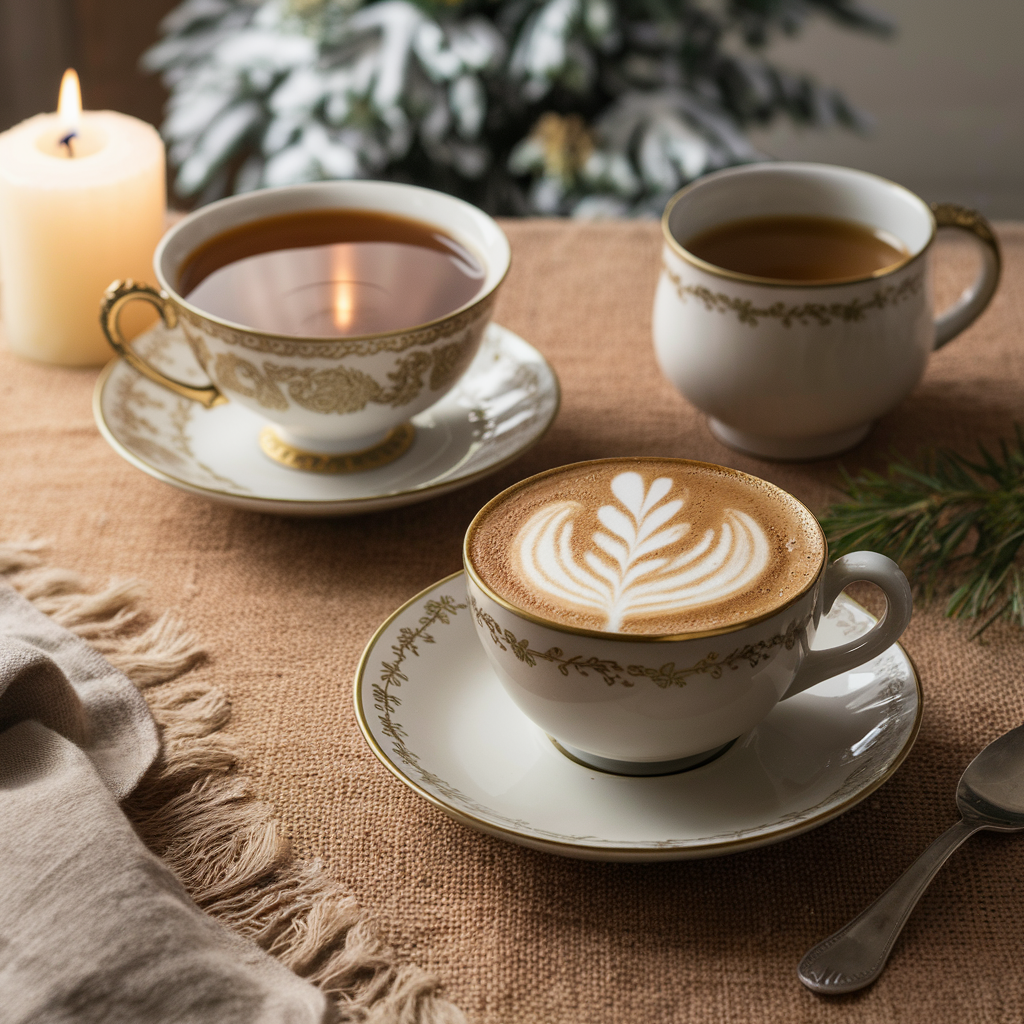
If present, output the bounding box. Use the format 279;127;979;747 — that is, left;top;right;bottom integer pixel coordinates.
0;72;166;366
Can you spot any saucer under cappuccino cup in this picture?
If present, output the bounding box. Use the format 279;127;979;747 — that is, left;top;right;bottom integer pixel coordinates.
464;457;913;774
100;181;510;474
652;163;1002;460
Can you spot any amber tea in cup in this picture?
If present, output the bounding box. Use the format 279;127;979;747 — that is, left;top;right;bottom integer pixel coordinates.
179;208;486;338
683;215;909;285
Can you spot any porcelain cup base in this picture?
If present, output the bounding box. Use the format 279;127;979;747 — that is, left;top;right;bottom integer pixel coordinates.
259;422;416;474
552;738;736;776
708;419;872;461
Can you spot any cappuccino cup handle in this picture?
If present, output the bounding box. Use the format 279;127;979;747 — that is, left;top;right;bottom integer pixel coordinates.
100;279;226;408
931;204;1001;350
782;552;913;700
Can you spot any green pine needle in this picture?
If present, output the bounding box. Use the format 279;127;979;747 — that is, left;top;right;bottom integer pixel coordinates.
819;426;1024;637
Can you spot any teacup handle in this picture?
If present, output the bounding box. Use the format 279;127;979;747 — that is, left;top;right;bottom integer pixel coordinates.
100;279;226;408
931;203;1001;350
782;552;913;700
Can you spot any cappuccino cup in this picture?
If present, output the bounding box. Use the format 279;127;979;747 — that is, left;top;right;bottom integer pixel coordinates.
100;181;510;474
464;457;912;774
652;163;1001;460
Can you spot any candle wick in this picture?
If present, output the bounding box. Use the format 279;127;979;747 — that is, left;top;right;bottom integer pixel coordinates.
59;131;77;157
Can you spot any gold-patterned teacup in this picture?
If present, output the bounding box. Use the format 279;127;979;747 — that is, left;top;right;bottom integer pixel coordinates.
100;181;510;473
464;457;913;775
653;163;1001;460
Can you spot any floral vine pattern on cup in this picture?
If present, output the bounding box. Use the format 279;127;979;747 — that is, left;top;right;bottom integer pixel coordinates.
471;598;810;690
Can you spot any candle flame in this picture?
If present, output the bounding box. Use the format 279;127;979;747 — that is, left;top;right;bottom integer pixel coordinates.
58;69;82;136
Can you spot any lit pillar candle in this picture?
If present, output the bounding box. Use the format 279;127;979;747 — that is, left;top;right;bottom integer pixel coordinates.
0;70;166;366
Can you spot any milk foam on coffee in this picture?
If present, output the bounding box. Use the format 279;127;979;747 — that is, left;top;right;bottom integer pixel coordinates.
468;460;825;634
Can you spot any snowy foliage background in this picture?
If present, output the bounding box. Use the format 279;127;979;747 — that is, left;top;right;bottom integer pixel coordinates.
145;0;890;216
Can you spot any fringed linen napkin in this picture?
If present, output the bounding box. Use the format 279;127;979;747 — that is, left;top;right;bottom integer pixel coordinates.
0;546;465;1024
0;577;330;1023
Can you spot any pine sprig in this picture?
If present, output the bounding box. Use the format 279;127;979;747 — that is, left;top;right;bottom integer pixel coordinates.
820;426;1024;636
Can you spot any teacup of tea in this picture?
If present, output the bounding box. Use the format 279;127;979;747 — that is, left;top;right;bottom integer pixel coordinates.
464;457;912;774
652;163;1002;460
100;181;510;473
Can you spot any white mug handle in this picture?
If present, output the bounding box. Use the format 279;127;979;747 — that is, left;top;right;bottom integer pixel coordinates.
782;552;913;700
931;204;1002;350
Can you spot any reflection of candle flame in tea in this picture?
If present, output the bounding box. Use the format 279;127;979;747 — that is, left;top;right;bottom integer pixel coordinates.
333;281;355;330
331;246;356;331
58;69;82;154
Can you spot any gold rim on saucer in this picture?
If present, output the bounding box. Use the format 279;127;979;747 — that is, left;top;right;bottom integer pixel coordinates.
259;423;415;474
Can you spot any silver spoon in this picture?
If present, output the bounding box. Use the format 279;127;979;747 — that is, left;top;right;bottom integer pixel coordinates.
798;722;1024;995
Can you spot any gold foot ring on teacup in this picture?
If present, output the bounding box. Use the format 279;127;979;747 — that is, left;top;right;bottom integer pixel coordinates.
259;423;415;474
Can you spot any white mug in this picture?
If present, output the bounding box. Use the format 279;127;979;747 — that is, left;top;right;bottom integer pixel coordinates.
463;458;913;775
100;181;510;474
652;163;1001;460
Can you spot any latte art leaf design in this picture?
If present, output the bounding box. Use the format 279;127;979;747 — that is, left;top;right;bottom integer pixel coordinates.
516;472;771;631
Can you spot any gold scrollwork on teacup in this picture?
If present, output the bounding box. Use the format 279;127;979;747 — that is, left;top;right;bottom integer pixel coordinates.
210;332;478;414
662;262;923;327
212;352;290;411
471;599;809;689
184;330;213;375
429;340;473;392
175;293;495;360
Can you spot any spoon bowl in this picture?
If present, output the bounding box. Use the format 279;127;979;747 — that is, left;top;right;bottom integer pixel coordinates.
957;724;1024;827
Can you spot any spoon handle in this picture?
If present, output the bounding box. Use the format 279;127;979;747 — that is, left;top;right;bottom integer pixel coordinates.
798;818;982;994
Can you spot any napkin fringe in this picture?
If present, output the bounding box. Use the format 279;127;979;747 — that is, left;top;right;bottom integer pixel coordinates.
0;541;465;1024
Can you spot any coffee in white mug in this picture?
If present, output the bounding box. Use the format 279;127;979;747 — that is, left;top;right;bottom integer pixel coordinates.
467;459;823;635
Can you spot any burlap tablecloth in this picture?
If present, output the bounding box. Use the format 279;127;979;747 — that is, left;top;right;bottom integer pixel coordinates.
2;220;1023;1024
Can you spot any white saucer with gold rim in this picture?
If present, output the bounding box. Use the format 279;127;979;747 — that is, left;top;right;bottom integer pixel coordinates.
355;571;922;862
93;321;559;515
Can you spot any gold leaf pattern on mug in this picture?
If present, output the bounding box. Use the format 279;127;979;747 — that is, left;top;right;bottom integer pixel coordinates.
624;615;808;688
662;262;924;327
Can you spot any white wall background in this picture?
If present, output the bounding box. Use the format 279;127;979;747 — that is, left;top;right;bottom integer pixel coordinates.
747;0;1023;217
